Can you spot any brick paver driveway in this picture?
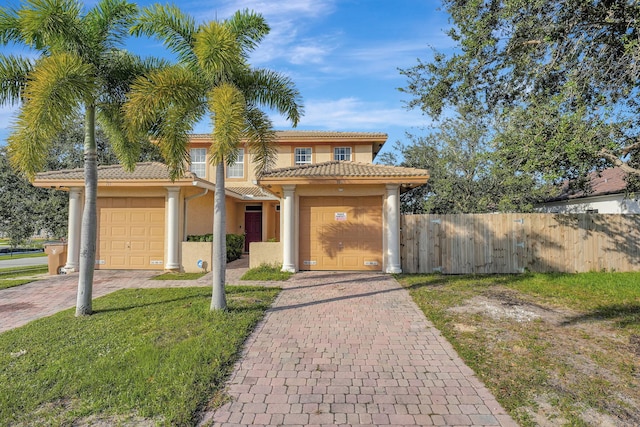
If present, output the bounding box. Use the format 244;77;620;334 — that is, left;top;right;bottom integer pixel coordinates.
201;271;517;427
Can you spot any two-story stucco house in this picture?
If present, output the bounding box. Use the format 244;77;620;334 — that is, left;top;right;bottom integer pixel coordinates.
33;131;429;273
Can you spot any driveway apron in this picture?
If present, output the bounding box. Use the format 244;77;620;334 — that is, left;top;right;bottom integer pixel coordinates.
202;272;517;427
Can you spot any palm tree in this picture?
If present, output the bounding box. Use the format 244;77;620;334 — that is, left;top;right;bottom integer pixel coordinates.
125;5;303;310
0;0;155;316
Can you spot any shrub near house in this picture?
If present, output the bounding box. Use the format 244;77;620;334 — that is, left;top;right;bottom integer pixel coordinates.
186;234;244;262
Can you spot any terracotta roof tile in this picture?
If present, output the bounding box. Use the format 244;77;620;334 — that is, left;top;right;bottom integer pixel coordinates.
188;130;387;140
34;162;195;181
226;186;278;199
260;161;430;179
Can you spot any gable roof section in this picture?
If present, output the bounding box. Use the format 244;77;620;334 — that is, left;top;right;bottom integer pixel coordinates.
258;161;429;187
548;167;628;202
33;162;199;188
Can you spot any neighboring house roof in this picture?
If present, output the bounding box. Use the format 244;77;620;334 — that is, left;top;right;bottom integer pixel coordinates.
547;167;628;202
33;162;200;188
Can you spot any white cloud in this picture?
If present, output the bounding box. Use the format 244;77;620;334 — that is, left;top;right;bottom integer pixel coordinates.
271;97;426;130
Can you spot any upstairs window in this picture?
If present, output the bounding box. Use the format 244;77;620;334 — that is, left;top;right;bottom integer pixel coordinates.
334;147;352;161
227;148;244;178
190;148;206;177
295;147;312;165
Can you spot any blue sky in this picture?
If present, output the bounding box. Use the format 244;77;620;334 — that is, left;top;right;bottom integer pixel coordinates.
0;0;453;159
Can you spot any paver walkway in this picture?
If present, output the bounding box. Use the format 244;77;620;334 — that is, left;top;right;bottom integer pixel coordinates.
200;271;517;427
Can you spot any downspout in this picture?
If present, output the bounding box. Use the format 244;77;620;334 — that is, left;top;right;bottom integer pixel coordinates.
183;188;209;240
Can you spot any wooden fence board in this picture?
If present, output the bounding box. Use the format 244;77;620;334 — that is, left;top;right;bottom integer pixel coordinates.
400;213;640;274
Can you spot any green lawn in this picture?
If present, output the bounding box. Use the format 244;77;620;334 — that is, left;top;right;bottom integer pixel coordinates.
0;251;46;261
0;286;279;425
0;266;48;290
151;272;207;280
240;263;293;281
398;272;640;426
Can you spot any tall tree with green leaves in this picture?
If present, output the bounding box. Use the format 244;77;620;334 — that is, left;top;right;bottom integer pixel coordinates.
124;5;303;310
401;0;640;186
379;112;548;213
0;0;156;316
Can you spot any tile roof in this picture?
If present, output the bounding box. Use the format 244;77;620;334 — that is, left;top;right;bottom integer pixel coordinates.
188;130;387;140
550;167;627;201
34;162;196;181
260;161;430;179
226;186;278;199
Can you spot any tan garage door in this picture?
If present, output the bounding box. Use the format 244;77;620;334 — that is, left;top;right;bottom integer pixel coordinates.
299;196;382;271
97;198;165;270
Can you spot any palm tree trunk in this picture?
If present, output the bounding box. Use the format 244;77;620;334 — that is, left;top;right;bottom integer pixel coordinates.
211;161;228;310
76;105;97;316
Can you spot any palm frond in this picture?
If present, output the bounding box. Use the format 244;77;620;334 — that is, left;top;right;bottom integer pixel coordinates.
97;103;139;171
244;107;276;177
0;54;34;105
21;52;94;137
0;5;21;45
82;0;137;51
238;68;303;126
225;9;270;55
98;49;166;104
18;0;83;53
193;21;243;78
123;65;205;139
131;4;197;66
209;82;246;165
154;104;203;180
7;111;51;179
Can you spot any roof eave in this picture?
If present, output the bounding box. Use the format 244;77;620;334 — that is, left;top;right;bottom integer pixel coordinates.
33;178;197;189
258;176;429;186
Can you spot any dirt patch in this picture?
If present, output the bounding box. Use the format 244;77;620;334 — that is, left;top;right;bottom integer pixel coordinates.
444;286;640;426
631;335;640;357
448;294;562;323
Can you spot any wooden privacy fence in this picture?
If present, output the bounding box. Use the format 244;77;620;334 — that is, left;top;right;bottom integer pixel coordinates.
401;214;640;274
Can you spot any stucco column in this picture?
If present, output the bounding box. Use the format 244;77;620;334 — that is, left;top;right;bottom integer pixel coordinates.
165;187;180;270
63;187;82;272
385;184;402;273
281;185;296;272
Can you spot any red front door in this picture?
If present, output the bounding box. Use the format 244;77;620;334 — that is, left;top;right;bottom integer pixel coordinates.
244;211;262;252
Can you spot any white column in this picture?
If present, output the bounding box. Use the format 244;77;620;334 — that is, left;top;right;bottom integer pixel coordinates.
165;187;181;270
385;184;402;273
63;187;83;272
281;185;296;272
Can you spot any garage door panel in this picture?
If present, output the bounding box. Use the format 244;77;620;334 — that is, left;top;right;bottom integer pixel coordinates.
300;196;382;271
96;198;165;270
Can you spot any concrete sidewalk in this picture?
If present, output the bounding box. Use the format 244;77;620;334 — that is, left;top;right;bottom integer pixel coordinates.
200;271;517;426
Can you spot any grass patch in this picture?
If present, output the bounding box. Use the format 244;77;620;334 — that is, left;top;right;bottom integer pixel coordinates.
0;266;48;290
0;286;279;425
398;272;640;426
151;272;207;280
0;252;47;261
240;263;292;281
